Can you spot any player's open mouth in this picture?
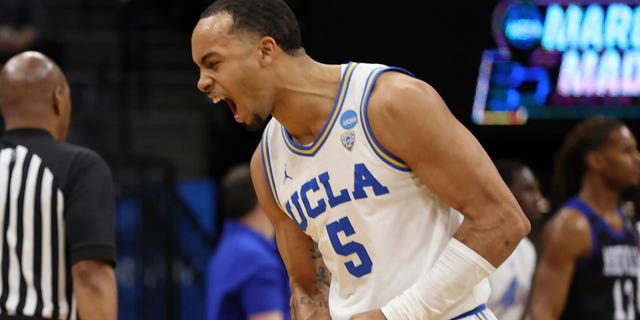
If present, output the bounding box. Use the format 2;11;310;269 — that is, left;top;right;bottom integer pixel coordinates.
210;95;224;104
226;98;240;122
209;94;240;122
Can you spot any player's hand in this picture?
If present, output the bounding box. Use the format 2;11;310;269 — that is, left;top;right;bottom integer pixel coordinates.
349;309;386;319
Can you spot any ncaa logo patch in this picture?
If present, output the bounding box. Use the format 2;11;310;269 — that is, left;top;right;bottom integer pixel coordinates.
341;131;355;151
340;110;357;129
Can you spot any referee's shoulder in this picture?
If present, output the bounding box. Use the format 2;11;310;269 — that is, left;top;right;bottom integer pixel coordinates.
57;141;111;173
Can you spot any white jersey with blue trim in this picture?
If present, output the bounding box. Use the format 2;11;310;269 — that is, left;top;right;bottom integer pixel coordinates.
260;62;491;320
487;237;536;320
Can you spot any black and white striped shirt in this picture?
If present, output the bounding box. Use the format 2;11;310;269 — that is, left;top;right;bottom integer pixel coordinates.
0;129;116;320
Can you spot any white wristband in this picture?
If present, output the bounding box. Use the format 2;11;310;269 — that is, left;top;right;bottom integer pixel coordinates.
381;238;496;320
381;287;428;319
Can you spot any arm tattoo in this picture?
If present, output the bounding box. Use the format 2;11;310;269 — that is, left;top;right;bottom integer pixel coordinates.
298;296;329;308
311;241;331;287
311;241;322;259
317;266;331;287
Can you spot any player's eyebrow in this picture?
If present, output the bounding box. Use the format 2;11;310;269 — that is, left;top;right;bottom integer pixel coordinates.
200;51;219;64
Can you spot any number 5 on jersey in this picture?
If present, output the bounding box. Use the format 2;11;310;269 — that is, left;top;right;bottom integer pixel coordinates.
326;217;373;277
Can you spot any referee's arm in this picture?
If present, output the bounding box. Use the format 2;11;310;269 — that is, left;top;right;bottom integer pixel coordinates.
72;259;117;320
66;152;118;320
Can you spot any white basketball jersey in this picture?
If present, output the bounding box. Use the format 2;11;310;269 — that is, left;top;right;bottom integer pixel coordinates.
487;237;536;320
260;62;490;320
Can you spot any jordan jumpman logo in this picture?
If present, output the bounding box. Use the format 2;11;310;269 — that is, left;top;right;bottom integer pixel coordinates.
284;164;293;183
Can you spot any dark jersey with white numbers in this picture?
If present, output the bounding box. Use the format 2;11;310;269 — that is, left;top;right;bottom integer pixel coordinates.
561;197;640;320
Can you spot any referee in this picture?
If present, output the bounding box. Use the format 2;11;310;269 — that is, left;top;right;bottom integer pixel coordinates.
0;51;117;319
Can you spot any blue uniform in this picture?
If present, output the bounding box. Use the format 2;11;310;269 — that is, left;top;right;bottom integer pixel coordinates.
561;197;640;320
206;221;290;320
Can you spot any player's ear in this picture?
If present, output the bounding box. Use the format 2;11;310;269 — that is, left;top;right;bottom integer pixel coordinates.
258;36;277;64
585;150;603;172
52;84;65;116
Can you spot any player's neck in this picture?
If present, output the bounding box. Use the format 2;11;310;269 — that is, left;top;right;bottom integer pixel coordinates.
272;59;343;145
579;176;622;215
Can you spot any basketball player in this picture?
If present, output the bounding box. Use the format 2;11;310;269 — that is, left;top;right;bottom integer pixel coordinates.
191;0;530;319
530;117;640;319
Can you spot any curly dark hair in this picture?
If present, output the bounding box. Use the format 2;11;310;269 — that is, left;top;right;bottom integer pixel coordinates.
551;116;625;208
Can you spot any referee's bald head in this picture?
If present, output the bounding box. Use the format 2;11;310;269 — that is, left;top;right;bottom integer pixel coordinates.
0;51;72;141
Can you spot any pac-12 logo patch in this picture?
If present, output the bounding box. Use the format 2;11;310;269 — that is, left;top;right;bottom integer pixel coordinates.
340;110;357;129
341;131;355;150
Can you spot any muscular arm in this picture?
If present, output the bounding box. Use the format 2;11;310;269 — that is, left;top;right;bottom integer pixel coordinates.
72;259;117;320
530;208;591;320
250;148;330;319
349;73;530;319
369;72;530;267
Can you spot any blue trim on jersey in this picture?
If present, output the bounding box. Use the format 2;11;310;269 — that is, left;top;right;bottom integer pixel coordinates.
566;197;628;239
260;124;283;211
360;66;413;171
450;304;487;320
281;62;358;156
565;196;629;271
